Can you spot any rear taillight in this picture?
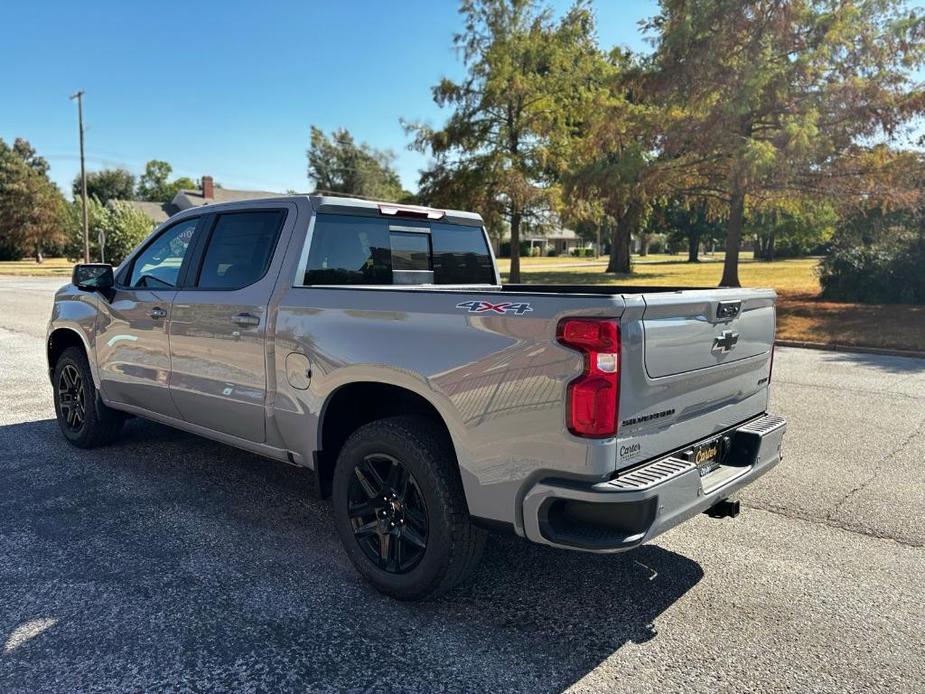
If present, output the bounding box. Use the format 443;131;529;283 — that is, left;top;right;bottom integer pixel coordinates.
557;318;620;438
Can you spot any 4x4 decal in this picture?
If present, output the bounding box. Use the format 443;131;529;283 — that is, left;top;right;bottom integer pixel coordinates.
456;300;534;315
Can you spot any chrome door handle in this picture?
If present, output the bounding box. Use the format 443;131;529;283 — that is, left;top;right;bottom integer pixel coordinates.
147;307;167;319
232;313;260;327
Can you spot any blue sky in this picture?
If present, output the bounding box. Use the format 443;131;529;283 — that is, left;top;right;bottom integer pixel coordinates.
0;0;657;199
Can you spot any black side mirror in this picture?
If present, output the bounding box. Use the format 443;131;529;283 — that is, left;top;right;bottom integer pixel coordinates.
73;264;114;291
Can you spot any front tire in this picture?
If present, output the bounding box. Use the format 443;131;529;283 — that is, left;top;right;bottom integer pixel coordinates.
53;346;124;448
332;416;485;600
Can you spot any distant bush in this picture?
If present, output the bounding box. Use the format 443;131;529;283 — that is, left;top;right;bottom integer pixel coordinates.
819;230;924;304
499;240;530;258
65;198;154;265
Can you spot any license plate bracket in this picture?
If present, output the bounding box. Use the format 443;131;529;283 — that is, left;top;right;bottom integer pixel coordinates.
692;436;727;476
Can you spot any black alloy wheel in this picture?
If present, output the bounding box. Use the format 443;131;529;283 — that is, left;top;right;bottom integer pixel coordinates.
57;363;86;432
347;453;429;574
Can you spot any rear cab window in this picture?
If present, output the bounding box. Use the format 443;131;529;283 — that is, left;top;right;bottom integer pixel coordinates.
195;210;286;289
301;214;494;286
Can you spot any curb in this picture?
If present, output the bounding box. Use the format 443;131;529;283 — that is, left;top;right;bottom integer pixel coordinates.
775;339;925;360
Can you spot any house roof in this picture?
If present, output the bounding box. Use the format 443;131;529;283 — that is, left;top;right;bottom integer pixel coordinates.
115;181;283;225
173;186;282;210
122;200;176;224
524;227;578;241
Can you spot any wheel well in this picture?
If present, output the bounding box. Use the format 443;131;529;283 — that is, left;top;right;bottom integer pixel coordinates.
315;382;454;498
47;329;86;381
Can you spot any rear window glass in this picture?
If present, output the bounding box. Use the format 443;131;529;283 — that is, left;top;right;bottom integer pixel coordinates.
303;215;391;285
197;210;285;289
302;214;494;285
390;231;432;271
432;224;495;284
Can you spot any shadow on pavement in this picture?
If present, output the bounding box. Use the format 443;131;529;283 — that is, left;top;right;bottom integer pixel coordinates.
0;417;703;692
817;350;925;375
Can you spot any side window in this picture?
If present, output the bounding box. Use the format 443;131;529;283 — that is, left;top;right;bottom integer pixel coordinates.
128;218;198;288
197;210;286;289
431;223;495;284
303;215;391;285
300;214;495;286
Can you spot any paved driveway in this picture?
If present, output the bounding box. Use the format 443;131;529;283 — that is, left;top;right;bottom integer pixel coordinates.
1;277;923;692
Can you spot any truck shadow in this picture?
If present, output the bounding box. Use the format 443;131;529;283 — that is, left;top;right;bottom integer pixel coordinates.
0;417;703;693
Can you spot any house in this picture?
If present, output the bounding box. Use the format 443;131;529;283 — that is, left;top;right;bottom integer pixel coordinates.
524;227;588;256
125;176;281;226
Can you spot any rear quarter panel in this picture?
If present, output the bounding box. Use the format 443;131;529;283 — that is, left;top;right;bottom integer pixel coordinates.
272;287;624;528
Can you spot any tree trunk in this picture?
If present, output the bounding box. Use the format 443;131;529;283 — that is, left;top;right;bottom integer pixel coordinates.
606;217;632;274
639;234;650;257
720;188;745;287
766;229;776;262
687;231;701;262
34;244;44;264
509;211;522;283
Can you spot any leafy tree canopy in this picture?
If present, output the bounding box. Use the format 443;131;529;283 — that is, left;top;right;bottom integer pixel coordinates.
73;168;135;205
136;160;197;203
407;0;601;281
0;138;67;261
307;126;407;202
645;0;925;286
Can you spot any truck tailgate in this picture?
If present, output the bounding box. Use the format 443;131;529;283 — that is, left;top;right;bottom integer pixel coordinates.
642;291;775;378
615;288;777;471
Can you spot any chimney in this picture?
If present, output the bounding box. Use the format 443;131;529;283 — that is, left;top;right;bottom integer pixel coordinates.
201;175;214;199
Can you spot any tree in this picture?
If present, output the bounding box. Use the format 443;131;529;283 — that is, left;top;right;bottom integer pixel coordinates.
307;126;406;202
73;168;135;205
136;160;173;201
168;176;197;199
135;160;197;203
748;198;836;261
407;0;600;282
649;198;725;262
0;138;67;261
561;45;666;274
646;0;925;286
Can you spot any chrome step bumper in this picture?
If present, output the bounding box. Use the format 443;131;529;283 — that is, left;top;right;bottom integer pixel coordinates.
522;414;786;552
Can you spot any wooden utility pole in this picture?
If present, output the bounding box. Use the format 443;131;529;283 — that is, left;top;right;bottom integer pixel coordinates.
69;90;89;263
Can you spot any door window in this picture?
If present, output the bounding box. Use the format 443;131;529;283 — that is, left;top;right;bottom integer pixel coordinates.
129;218;198;288
196;210;286;289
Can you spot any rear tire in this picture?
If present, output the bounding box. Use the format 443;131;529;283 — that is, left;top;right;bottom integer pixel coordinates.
332;415;485;600
53;346;124;448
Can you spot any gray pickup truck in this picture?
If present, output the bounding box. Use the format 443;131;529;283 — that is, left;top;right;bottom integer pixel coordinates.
47;195;786;599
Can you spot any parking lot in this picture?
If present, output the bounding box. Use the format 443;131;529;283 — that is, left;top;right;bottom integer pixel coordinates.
1;276;923;693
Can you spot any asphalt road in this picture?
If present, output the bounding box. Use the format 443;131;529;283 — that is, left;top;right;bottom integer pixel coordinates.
1;276;923;693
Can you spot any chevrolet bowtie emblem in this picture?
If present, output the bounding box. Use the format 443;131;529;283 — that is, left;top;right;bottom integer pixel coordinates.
712;330;739;353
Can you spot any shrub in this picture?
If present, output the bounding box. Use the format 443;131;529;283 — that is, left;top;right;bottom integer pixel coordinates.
65;198;155;265
819;230;925;304
499;240;530;258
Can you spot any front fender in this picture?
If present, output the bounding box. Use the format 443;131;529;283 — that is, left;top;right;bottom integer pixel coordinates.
47;288;102;389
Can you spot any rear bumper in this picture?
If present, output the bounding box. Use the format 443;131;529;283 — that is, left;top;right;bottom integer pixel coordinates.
522;414;786;552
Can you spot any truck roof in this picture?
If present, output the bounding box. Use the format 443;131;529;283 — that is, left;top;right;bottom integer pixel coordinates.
309;195;484;227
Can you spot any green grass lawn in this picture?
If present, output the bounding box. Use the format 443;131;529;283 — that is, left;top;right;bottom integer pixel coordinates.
0;258;74;276
500;256;821;294
501;255;924;354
